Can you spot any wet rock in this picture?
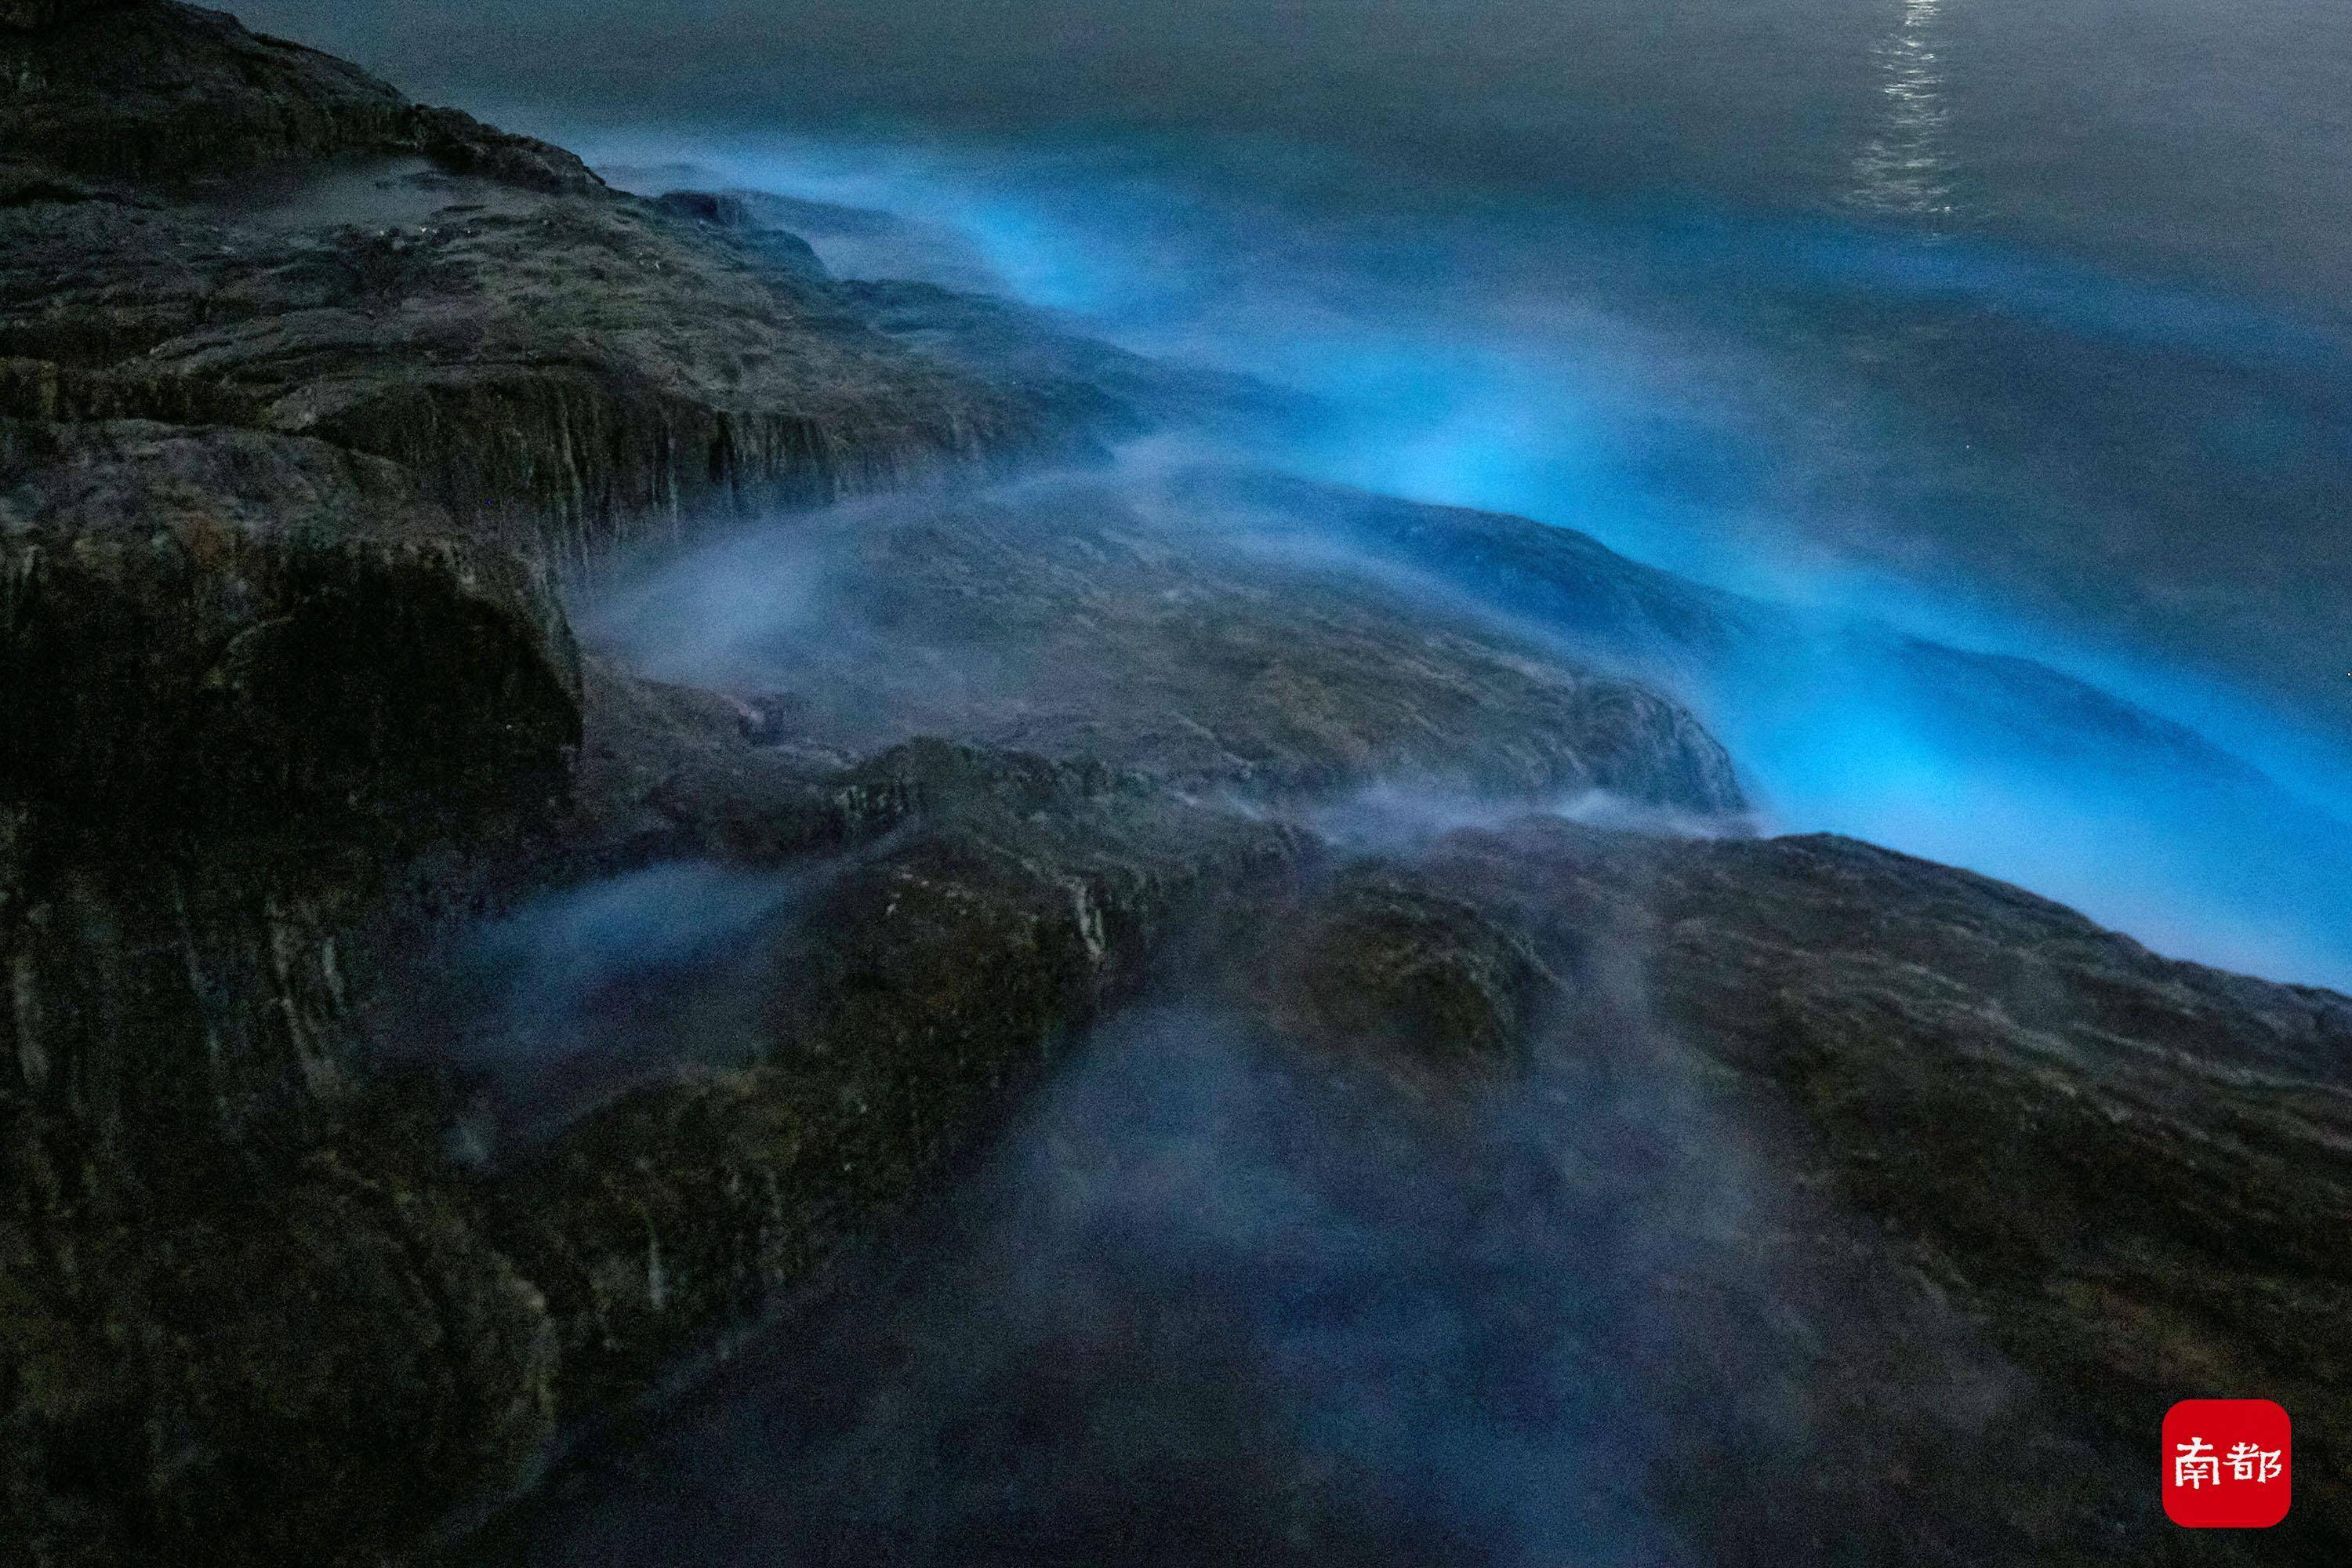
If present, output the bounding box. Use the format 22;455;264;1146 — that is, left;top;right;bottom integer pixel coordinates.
1254;866;1555;1068
0;412;577;1566
0;2;593;191
1399;818;2352;1559
0;356;264;426
607;480;1748;812
0;6;1080;564
2;418;580;840
0;1104;558;1568
1;414;580;1179
474;739;1303;1414
0;9;1723;1565
0;180;1061;563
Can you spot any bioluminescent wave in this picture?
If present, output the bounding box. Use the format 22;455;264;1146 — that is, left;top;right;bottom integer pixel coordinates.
583;129;2352;726
235;9;2352;986
556;128;2352;990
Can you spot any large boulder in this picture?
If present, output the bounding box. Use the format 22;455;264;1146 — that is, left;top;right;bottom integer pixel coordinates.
2;418;581;1163
0;2;593;189
1397;818;2352;1557
2;419;580;842
600;477;1751;811
0;5;1077;561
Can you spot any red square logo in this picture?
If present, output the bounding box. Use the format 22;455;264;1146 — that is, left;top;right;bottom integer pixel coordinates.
2163;1399;2291;1527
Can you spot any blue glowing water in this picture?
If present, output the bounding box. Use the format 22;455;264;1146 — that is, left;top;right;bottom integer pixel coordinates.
558;129;2352;989
231;0;2352;988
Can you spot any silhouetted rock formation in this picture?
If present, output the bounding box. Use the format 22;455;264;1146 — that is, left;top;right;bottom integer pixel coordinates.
0;2;592;188
0;4;1096;569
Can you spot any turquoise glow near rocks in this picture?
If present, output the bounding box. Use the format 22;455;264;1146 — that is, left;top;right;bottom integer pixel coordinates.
560;129;2352;989
228;3;2352;985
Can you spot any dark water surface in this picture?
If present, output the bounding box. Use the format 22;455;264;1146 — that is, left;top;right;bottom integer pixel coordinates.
230;0;2352;309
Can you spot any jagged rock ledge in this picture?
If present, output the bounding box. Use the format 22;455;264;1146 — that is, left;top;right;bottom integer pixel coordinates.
0;2;1142;576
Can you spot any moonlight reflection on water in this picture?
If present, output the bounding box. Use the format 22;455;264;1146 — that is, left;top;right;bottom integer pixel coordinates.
1852;0;1956;221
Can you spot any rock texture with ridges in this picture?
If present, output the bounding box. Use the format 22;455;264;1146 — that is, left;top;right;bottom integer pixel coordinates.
0;2;592;190
0;5;1087;568
593;478;1749;812
1393;818;2352;1561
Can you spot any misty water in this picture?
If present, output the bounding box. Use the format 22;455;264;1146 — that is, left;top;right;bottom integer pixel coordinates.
230;1;2352;1560
242;0;2352;989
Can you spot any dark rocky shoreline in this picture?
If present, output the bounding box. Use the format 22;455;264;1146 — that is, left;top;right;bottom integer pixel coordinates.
4;5;2348;1564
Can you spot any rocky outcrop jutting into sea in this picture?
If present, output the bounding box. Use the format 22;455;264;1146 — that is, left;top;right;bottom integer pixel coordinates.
3;5;2348;1566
